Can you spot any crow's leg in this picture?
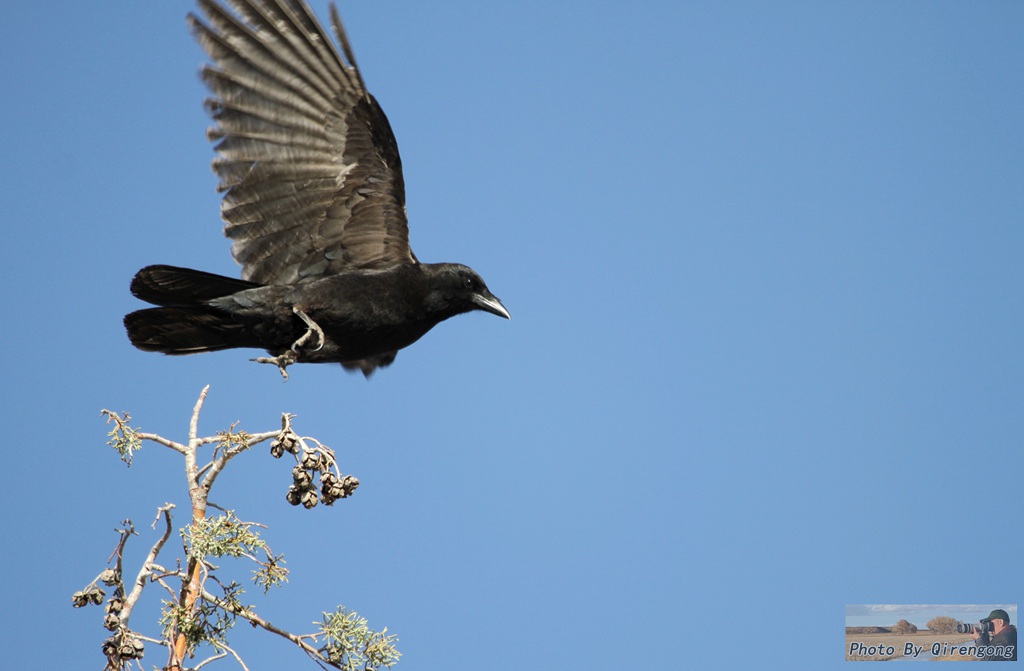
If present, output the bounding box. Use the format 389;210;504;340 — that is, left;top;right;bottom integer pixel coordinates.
251;309;324;380
290;308;325;352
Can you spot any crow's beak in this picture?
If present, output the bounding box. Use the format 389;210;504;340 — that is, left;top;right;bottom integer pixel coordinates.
472;291;510;319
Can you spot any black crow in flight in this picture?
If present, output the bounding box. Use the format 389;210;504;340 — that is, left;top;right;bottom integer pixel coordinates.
125;0;509;379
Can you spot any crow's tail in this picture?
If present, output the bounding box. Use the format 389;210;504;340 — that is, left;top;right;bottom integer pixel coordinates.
124;265;262;355
129;264;259;307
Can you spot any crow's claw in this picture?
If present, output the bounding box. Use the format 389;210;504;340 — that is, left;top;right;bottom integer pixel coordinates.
252;350;298;381
291;308;325;352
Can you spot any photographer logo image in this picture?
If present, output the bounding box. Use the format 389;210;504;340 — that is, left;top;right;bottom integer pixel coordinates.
844;604;1017;661
961;609;1017;662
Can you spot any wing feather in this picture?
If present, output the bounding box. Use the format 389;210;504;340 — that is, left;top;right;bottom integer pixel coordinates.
190;0;415;285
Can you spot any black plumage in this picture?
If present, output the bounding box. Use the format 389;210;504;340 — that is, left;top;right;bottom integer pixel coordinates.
125;0;508;378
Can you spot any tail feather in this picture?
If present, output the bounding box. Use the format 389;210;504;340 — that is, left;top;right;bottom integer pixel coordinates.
130;264;260;307
125;265;263;355
125;307;260;354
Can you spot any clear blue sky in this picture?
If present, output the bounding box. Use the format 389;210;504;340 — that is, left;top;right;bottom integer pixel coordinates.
2;1;1021;669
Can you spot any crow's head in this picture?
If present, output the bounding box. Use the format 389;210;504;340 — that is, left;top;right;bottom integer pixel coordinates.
426;264;510;320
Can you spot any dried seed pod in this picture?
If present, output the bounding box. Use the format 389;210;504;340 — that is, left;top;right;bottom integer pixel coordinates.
271;430;300;457
103;612;121;631
320;473;338;504
73;586;106;607
292;465;313;488
323;474;360;504
101;635;118;656
301;450;324;470
341;475;360;496
118;634;144;659
300;488;319;509
99;568;120;586
284;431;300;454
286;485;303;506
321;482;340;503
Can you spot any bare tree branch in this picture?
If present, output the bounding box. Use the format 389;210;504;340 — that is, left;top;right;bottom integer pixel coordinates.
135;432;189;454
199;587;326;662
119;504;175;629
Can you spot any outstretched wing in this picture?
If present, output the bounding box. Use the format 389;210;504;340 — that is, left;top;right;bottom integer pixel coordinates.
189;0;417;285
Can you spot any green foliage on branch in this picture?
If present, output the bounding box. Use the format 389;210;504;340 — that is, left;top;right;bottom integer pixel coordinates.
102;410;142;466
78;389;398;671
318;607;402;671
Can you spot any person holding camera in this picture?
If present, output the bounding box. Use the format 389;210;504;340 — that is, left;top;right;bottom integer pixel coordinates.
971;609;1017;661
